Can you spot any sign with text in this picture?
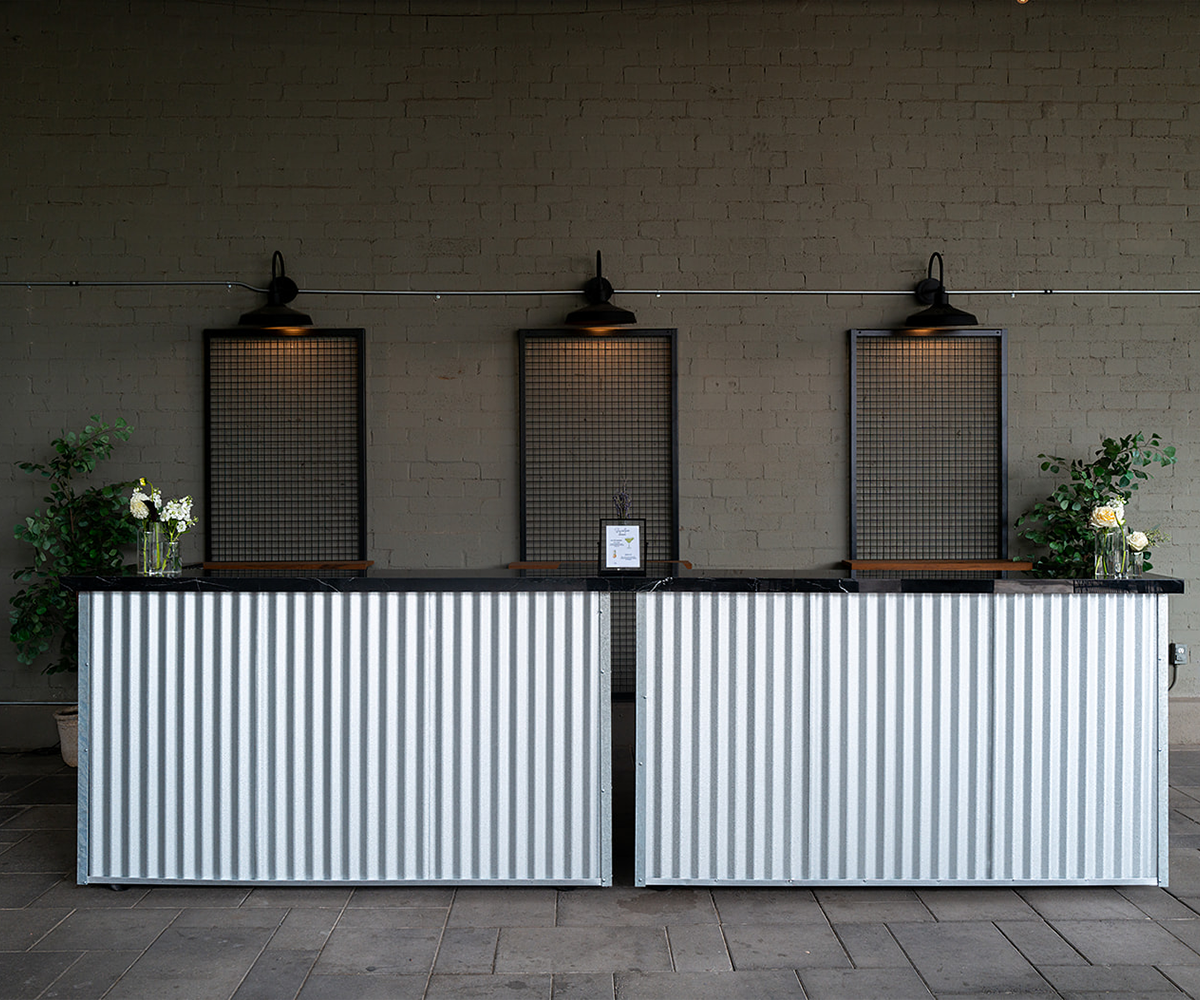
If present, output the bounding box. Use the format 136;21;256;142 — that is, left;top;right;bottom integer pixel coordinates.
601;520;644;573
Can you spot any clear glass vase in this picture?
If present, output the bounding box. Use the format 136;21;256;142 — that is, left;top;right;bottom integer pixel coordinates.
138;523;181;576
1093;527;1128;579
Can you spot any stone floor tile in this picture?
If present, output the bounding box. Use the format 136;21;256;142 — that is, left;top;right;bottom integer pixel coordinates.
0;906;71;949
721;923;851;970
30;908;176;952
888;921;1050;995
1018;887;1150;920
0;950;83;1000
709;887;825;924
434;928;500;974
917;887;1039;921
0;829;75;873
425;973;553;998
100;927;281;1000
296;972;429;999
0;776;77;807
31;881;151;910
0;830;26;851
557;887;717;927
933;995;1057;1000
1049;919;1200;965
1154;914;1200;953
231;948;319;1000
0;872;61;908
1038;963;1186;995
111;923;277;976
831;922;913;968
551;972;615;999
136;884;252;908
0;804;75;830
665;923;732;972
614;970;805;999
996;919;1087;966
1118;886;1199;920
1058;992;1188;999
348;885;455;908
1167;849;1200;894
336;904;449;930
313;925;441;976
495;927;672;975
450;888;558;928
816;888;934;923
1160;964;1200;997
243;886;354;908
1170;787;1200;808
266;908;342;951
0;805;26;826
800;966;935;999
36;949;142;999
172;906;287;929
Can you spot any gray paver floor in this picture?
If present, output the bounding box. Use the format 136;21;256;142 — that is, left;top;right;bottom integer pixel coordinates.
5;746;1200;998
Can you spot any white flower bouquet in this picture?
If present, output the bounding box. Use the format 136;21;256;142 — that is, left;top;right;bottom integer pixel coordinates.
130;478;196;575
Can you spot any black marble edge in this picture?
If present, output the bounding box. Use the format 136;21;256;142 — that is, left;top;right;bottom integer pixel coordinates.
63;572;1184;595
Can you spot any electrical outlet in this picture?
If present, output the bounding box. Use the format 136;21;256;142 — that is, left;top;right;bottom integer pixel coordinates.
1171;643;1189;666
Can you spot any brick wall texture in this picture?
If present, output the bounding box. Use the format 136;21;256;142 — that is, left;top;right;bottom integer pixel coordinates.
2;0;1197;701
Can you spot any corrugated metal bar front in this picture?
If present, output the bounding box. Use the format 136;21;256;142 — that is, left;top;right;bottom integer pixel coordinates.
991;593;1159;882
79;589;610;885
636;591;1163;886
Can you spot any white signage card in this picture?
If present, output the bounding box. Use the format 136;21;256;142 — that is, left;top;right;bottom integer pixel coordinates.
604;522;642;570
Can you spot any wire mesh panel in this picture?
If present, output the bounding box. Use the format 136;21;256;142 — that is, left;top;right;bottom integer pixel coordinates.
850;329;1007;560
519;329;678;695
205;330;366;563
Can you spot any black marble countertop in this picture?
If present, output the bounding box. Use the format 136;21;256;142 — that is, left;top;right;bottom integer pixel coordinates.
65;568;1185;595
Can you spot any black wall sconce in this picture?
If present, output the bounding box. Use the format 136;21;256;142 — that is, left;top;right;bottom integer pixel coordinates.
239;251;314;329
564;251;637;329
904;252;979;331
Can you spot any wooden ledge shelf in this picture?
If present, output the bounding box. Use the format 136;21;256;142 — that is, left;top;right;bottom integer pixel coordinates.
202;560;375;570
844;559;1034;572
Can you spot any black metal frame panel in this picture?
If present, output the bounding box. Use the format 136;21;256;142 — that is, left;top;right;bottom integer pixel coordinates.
518;329;679;565
204;329;367;563
518;328;679;697
849;328;1008;561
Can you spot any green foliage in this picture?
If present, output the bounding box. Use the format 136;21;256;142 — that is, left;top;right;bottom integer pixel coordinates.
1016;432;1176;578
10;417;136;673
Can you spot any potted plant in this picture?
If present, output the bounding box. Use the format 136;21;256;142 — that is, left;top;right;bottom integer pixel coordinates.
1016;431;1176;578
9;417;136;764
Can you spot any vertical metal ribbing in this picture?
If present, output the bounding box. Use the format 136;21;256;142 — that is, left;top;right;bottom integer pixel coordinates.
83;588;610;885
637;590;1160;886
992;594;1158;882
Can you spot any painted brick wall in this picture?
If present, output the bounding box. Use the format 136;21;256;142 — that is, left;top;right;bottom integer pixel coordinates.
2;0;1197;709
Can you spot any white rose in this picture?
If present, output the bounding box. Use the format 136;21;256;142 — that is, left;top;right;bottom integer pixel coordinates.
1089;506;1121;530
1128;531;1150;551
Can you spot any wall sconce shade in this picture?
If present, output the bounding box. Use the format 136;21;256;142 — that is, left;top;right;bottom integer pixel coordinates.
904;252;978;330
239;250;314;328
565;251;637;329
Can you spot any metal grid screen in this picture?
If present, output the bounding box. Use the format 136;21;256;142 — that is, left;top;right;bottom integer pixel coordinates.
519;329;678;696
851;329;1006;560
205;330;366;563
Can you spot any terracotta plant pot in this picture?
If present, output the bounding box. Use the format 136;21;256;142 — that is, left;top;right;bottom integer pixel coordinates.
54;706;79;767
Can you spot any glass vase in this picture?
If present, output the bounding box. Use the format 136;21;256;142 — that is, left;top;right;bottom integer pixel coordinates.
1093;527;1128;579
139;523;181;577
1129;549;1145;576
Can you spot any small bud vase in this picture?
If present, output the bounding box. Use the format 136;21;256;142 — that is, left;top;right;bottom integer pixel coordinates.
139;523;182;576
1093;527;1128;579
1129;549;1145;576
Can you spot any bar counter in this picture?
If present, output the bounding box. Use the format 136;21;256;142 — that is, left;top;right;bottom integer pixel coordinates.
69;569;1182;887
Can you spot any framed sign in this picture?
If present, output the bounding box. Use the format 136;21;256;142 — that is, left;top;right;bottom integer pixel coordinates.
601;519;645;573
